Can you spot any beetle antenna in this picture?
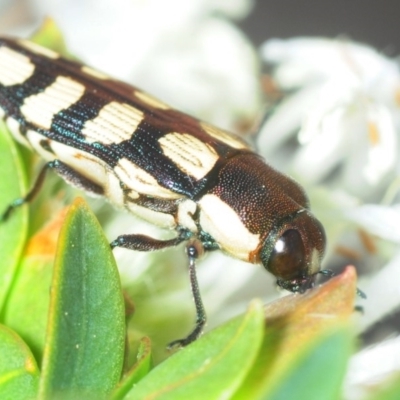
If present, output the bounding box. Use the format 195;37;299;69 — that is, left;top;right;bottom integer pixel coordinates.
317;269;366;299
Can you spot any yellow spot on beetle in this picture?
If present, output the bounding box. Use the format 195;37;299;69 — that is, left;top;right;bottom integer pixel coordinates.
21;76;85;129
135;90;170;109
199;194;260;261
115;158;182;199
0;46;35;86
159;132;218;179
82;65;110;80
82;102;144;144
201;122;250;150
18;39;58;59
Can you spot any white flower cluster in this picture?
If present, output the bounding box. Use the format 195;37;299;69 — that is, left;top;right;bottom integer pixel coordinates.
259;37;400;197
258;37;400;398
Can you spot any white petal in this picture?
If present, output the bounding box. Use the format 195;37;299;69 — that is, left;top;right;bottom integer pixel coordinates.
261;37;356;88
25;0;260;131
357;250;400;333
345;204;400;243
261;37;399;90
292;107;347;182
344;336;400;400
257;85;320;154
133;17;260;129
362;104;397;185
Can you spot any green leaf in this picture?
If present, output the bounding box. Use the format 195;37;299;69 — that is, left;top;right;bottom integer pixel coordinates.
266;327;353;400
125;299;264;400
0;324;39;400
38;198;125;399
0;121;28;314
30;17;71;57
232;266;358;400
365;374;400;400
2;210;67;363
111;336;152;400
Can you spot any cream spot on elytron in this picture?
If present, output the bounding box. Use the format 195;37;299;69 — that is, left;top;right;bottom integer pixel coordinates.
20;76;85;129
0;46;35;86
134;90;170;110
81;65;110;80
114;158;183;200
159;132;219;180
82;102;144;144
17;40;58;59
201;121;249;150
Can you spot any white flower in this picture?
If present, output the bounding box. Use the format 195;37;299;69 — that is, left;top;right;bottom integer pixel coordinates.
344;203;400;331
344;336;400;400
345;203;400;243
337;202;400;398
20;0;260;131
258;38;400;199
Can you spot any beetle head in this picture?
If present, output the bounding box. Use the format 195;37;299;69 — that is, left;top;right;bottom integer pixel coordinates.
258;209;326;293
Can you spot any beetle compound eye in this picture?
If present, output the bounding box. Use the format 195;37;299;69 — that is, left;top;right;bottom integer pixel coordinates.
258;210;326;292
262;229;307;281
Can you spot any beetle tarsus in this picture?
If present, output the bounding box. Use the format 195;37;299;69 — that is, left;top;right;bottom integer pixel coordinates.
0;161;55;221
1;198;24;221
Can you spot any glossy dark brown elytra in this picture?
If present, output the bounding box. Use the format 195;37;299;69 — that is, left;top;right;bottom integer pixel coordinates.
0;37;327;347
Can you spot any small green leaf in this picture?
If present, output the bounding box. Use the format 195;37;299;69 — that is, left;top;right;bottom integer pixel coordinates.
39;198;125;399
125;299;264;400
232;266;358;400
0;324;39;400
111;336;152;400
30;17;71;57
0;122;28;314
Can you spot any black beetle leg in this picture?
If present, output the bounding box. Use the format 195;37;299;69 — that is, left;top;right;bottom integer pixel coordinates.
1;159;103;221
167;241;206;350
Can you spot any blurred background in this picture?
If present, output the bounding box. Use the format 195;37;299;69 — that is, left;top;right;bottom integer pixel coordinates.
0;0;399;392
1;0;400;50
240;0;400;50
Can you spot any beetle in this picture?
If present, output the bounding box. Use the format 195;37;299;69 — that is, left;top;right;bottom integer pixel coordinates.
0;37;326;348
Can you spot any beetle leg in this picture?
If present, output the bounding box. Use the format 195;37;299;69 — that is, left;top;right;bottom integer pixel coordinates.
111;232;207;349
110;231;188;251
1;159;103;221
167;240;206;349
